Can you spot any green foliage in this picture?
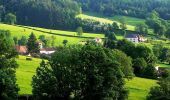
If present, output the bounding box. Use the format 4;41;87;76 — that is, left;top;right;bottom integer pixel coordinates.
63;40;68;46
27;33;39;54
32;45;128;100
0;30;19;100
112;49;134;78
133;58;147;76
135;23;148;35
76;0;170;19
76;27;83;37
147;76;170;100
4;13;16;25
1;0;81;30
112;22;119;29
18;36;27;46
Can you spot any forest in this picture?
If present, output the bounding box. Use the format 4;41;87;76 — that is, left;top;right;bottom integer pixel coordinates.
0;0;80;30
76;0;170;19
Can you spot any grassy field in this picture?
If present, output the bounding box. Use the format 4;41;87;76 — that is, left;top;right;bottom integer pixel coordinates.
0;24;104;46
16;56;157;100
77;12;145;31
16;56;42;94
85;12;145;26
126;77;157;100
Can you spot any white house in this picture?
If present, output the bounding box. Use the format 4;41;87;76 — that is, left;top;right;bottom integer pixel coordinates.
40;48;55;55
125;34;147;43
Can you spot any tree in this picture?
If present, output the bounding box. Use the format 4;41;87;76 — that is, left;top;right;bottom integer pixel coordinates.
112;22;119;29
0;30;19;100
120;18;127;30
112;49;134;78
165;28;170;39
51;35;56;47
63;40;68;46
135;23;149;35
32;45;128;100
152;44;163;61
147;76;170;100
13;37;18;45
159;47;170;64
27;33;39;54
39;35;47;47
133;58;147;76
18;36;27;46
4;13;16;25
76;27;83;37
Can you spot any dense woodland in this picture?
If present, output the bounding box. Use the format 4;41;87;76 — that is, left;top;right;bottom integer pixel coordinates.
0;0;80;30
76;0;170;19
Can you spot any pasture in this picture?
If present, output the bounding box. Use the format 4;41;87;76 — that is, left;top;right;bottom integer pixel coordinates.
0;24;104;46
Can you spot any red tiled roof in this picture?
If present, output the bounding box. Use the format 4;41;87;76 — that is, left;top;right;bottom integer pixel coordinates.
15;46;27;54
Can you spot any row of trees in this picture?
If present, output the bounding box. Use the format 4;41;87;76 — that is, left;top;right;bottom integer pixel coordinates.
145;11;170;39
76;0;170;19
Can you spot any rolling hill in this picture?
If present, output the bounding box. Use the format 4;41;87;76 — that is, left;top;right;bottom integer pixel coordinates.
0;23;104;46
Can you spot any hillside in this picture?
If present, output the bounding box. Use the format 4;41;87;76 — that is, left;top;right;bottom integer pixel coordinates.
0;24;104;46
16;56;157;100
77;14;136;31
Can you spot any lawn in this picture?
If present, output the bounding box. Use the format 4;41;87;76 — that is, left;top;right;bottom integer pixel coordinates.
16;56;42;94
0;23;104;46
158;63;170;68
16;56;157;100
126;77;157;100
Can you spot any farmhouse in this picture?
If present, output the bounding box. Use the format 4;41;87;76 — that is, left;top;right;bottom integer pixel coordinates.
15;46;27;54
125;34;147;43
40;48;55;55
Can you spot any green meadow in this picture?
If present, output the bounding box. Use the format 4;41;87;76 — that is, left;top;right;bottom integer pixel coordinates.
16;56;157;100
126;77;157;100
0;23;104;46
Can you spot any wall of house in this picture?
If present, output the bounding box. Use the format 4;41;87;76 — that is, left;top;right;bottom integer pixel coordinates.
126;38;139;43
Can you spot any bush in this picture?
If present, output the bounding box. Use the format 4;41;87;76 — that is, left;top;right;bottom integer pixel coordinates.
26;58;32;61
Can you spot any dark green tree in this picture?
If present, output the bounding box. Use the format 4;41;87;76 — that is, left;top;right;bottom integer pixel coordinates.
112;22;119;29
27;33;39;54
147;76;170;100
32;45;128;100
18;36;27;46
13;37;18;45
63;40;68;46
0;30;19;100
4;13;16;25
133;58;147;76
135;23;149;35
76;27;83;37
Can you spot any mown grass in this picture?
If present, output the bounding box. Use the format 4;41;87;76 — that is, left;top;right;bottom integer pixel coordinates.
0;24;104;46
16;56;157;100
125;77;157;100
16;56;42;94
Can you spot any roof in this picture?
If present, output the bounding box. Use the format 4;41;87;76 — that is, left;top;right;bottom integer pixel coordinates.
15;46;27;53
125;34;139;38
40;48;55;51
